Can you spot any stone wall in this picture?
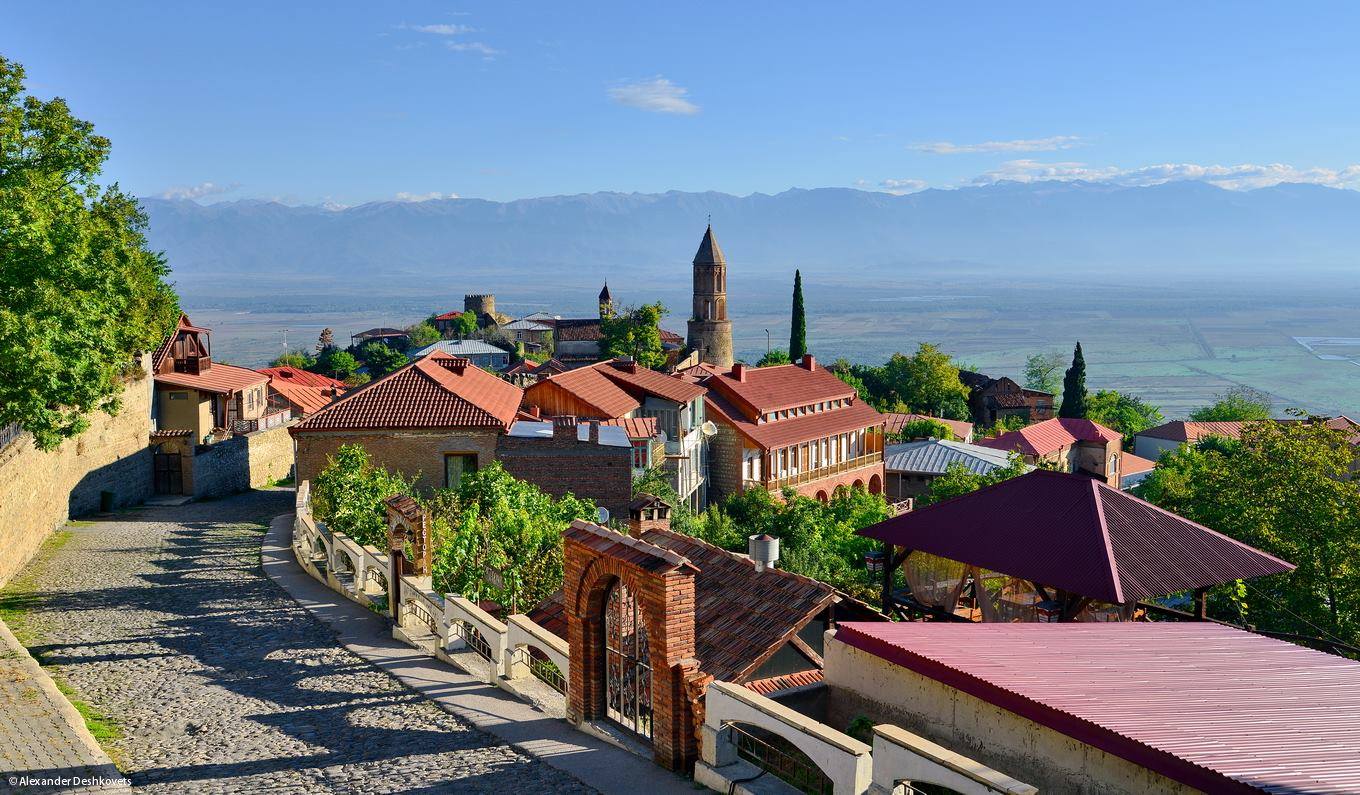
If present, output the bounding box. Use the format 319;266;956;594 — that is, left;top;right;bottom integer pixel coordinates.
704;426;744;504
0;360;154;588
191;423;295;499
823;635;1194;795
293;429;500;494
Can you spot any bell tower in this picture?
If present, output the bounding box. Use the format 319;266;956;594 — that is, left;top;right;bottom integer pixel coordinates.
686;225;734;368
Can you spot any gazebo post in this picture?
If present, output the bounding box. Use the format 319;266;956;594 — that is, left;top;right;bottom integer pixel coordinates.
1194;587;1209;620
880;541;894;614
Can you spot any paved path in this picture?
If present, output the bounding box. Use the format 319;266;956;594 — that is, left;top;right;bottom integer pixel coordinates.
2;490;594;793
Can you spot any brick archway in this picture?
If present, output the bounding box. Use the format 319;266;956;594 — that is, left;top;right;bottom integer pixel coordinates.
852;478;864;490
868;474;883;495
563;523;699;770
815;490;829;503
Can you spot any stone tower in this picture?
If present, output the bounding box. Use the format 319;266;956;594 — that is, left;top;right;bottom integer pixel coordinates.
464;293;495;317
598;281;613;318
686;225;733;368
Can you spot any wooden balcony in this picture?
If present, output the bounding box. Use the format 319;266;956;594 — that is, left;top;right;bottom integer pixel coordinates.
744;451;883;492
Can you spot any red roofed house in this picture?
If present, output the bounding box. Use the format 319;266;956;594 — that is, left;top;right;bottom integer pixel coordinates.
290;351;522;492
1132;420;1248;460
958;370;1055;427
257;366;346;419
825;622;1360;795
151;314;274;442
701;355;886;502
882;412;974;443
978;416;1124;485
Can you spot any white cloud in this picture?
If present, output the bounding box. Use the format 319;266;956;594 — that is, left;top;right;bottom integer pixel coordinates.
445;41;500;57
608;77;699;115
394;191;460;202
912;135;1085;155
971;160;1360;190
857;177;927;195
407;23;475;35
159;181;240;201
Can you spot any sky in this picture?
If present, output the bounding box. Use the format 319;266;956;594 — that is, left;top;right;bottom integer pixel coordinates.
6;1;1360;206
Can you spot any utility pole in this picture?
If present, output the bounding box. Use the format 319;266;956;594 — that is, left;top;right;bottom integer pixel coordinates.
282;328;288;353
764;329;771;355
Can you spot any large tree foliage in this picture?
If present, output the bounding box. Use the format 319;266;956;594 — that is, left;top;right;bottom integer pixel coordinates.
405;321;440;349
1136;421;1360;649
270;349;315;369
0;56;179;449
1023;352;1064;396
1189;385;1273;421
600;302;669;369
920;454;1029;507
789;269;807;361
1058;342;1088;418
1086;389;1163;444
878;343;971;420
359;341;409;376
890;418;954;442
313;347;359;380
444;311;478;339
756;348;791;367
311;445;417;548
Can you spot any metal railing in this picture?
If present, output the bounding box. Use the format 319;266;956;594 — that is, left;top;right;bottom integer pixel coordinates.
454;620;496;663
728;722;834;795
0;422;23;452
231;409;291;435
744;451;884;492
512;649;567;694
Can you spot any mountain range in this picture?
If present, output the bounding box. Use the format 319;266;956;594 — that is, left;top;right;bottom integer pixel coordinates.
141;181;1360;296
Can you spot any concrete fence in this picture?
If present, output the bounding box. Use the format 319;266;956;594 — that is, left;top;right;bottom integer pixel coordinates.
697;681;1035;795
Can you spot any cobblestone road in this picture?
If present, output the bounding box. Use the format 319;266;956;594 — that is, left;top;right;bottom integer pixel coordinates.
8;490;593;793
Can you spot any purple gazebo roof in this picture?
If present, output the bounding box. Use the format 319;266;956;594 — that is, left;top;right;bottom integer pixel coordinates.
858;470;1294;603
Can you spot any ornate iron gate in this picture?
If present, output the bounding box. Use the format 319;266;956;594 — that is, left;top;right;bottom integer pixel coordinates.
604;581;653;740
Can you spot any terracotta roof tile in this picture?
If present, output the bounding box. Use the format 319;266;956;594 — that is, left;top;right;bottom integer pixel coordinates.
594;360;707;404
600;416;659;440
553;318;604;342
258;366;346;389
706;393;884;450
704;362;856;416
743;669;824;696
292;351;522;432
978;417;1120;457
530;367;641;418
1138;420;1247;443
155;362;269;395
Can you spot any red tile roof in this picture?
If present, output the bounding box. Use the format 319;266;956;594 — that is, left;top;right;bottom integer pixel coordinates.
978;417;1120;457
594;360;707;404
530;367;641;418
433;309;467;321
859;469;1294;603
1120;451;1157;476
155;362;269;395
257;366;346;389
553;318;604;342
705;393;885;451
835;622;1360;795
883;413;974;441
260;367;346;416
292;352;522;432
1138;420;1247;443
744;669;824;696
600;416;659;440
704;362;856;417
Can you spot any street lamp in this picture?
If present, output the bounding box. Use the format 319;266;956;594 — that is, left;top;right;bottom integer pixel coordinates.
764;329;771;355
864;549;885;575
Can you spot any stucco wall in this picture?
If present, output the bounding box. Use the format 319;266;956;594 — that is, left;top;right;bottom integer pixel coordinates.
0;360;154;588
823;636;1197;795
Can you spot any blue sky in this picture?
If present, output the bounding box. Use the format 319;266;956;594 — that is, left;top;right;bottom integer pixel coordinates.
7;1;1360;205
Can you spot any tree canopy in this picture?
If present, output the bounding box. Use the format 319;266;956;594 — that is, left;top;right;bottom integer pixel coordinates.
359;342;409;376
313;348;359;380
878;343;971;420
889;418;954;442
311;445;416;548
1086;389;1163;443
0;55;180;449
1136;420;1360;650
920;454;1029;507
1023;352;1064;396
315;327;335;353
600;302;669;369
789;269;807;361
1058;342;1088;419
405;321;440;349
270;349;315;369
1189;385;1273;422
445;311;478;339
756;348;791;367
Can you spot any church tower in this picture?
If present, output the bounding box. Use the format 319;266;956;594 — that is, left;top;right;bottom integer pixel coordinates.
686;225;734;368
598;281;613;318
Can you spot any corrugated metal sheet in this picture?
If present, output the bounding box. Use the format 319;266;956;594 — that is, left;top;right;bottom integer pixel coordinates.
884;439;1022;476
859;470;1293;602
836;622;1360;795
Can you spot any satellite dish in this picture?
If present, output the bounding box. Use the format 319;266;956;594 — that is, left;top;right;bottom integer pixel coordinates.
701;421;718;437
597;507;611;525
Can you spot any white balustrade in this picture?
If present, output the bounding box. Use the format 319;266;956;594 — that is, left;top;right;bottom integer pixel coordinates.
870;725;1036;795
505;613;569;687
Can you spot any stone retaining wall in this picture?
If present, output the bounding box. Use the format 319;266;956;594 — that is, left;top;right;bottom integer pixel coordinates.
192;423;295;499
0;359;154;588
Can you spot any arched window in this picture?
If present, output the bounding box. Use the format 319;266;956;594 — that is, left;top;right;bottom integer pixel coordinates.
604;580;652;739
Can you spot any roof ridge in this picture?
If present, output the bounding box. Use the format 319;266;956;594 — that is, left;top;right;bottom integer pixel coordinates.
1089;478;1124;603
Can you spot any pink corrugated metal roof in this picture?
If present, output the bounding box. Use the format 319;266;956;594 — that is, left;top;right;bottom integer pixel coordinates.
977;417;1120;457
859;470;1293;602
835;622;1360;795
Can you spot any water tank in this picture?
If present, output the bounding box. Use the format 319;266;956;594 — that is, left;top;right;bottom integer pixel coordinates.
748;533;779;573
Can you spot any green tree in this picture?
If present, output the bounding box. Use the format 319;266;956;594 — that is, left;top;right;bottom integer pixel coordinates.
1189;385;1273;421
920;454;1030;507
270;349;315;369
976;414;1027;439
1023;352;1064;396
428;462;597;611
0;56;180;449
311;445;416;548
1058;342;1088;419
880;343;971;420
757;348;791;367
1086;389;1163;444
313;348;359;380
832;366;873;404
789;269;808;361
890;418;954;442
360;342;409;376
405;321;440;349
600;302;669;369
447;311;479;339
1137;421;1360;648
315;327;335;354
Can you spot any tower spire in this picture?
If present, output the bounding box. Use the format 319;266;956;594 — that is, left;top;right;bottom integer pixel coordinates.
686;224;733;368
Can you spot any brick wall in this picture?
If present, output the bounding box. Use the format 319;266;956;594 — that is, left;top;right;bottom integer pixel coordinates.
498;425;633;519
705;424;744;503
0;358;154;588
292;429;500;494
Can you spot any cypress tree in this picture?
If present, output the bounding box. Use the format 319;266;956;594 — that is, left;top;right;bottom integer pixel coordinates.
789;269;808;361
1059;341;1088;418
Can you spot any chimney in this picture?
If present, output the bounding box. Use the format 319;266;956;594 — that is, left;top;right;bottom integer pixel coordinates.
588;420;600;443
527;405;541;419
617;355;639;374
732;362;748;382
552;416;577;439
800;354;817;371
627;494;672;537
748;534;779;573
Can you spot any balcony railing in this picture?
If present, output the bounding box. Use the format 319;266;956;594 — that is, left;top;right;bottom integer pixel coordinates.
744;451;883;492
230;408;291;435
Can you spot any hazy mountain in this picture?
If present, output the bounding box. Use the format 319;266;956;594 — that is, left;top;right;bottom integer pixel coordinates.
141;181;1360;291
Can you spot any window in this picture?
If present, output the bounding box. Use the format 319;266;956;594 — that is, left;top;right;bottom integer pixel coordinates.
168;392;188;401
444;453;478;489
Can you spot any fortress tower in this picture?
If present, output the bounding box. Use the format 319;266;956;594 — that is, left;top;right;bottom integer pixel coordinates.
464;293;496;317
686;225;734;368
